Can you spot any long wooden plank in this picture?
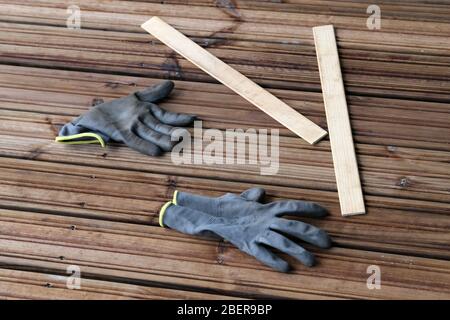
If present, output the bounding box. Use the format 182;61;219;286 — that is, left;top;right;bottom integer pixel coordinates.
1;65;448;151
2;123;449;205
0;157;448;260
3;25;450;80
3;0;450;36
2;24;449;103
0;79;449;201
141;16;327;144
0;268;234;300
2;12;450;57
2;13;450;94
132;0;450;22
313;25;365;216
0;210;449;299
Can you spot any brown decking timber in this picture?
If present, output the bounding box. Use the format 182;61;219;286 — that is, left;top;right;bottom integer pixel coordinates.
0;0;449;299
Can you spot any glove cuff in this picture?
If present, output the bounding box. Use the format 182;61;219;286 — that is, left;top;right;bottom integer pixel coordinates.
159;190;181;227
172;190;179;205
159;201;174;228
55;132;106;147
56;122;108;147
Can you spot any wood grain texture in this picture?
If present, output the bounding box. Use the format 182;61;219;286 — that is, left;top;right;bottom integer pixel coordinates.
0;268;236;300
0;0;449;299
141;16;327;144
313;25;365;216
0;209;448;300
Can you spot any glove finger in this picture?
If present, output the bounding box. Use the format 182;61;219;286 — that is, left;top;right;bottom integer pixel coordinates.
258;231;315;267
240;187;265;202
270;218;332;249
134;122;176;152
266;201;328;218
140;112;175;136
135;80;174;103
251;243;290;272
146;102;196;126
123;133;162;156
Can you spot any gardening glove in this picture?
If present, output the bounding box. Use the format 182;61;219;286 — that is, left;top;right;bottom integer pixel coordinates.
159;187;332;272
55;80;196;156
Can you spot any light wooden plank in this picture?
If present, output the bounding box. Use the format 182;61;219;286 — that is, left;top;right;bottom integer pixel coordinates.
141;16;327;144
313;25;365;216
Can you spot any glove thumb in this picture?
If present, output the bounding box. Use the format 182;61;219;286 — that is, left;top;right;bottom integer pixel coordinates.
240;187;265;202
135;80;174;102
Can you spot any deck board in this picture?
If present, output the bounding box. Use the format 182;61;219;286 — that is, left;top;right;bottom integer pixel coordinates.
0;0;449;299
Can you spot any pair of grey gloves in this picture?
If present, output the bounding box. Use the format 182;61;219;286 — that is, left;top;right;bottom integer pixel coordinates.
57;80;332;272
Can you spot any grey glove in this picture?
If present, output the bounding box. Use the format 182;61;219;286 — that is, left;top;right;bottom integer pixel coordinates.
56;80;195;156
159;187;332;272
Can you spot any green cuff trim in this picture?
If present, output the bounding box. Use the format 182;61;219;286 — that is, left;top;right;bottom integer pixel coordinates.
55;133;106;148
159;201;173;228
173;190;179;205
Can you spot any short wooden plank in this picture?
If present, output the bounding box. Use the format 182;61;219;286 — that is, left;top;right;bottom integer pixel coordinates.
141;16;327;144
313;25;365;216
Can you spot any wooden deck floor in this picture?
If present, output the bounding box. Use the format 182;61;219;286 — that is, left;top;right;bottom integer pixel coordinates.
0;0;449;299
